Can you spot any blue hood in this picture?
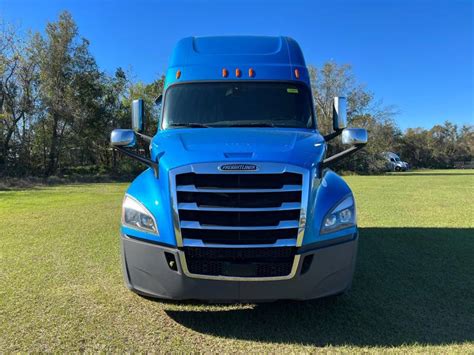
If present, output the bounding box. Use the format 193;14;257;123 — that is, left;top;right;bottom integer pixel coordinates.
150;128;326;172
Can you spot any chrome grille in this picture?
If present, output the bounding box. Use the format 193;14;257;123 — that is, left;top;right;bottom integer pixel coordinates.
169;162;309;280
176;173;302;244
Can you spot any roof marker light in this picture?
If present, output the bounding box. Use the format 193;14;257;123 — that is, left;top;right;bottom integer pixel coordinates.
176;70;181;79
294;68;300;79
222;68;228;77
235;68;241;78
249;68;255;77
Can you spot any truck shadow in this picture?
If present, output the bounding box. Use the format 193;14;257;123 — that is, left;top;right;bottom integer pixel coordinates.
164;227;474;347
386;172;474;176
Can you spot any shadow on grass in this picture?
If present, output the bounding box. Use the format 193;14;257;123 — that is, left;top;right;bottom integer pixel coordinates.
387;172;473;176
165;228;474;347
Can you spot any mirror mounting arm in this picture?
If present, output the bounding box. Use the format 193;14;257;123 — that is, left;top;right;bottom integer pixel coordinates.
321;144;366;169
114;146;159;178
323;128;344;142
135;132;152;144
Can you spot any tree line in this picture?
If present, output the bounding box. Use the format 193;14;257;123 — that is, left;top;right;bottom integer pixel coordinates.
1;12;472;178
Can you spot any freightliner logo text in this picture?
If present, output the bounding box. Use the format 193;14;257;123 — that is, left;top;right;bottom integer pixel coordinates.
219;164;258;171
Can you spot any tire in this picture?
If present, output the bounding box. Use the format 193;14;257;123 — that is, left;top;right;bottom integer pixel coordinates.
395;166;401;172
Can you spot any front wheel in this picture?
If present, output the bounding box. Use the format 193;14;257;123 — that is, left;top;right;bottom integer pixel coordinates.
395;166;401;172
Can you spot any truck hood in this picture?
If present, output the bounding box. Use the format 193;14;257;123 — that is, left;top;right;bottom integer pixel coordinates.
151;128;326;171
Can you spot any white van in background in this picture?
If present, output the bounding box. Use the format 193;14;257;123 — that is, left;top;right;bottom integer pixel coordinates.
383;152;409;171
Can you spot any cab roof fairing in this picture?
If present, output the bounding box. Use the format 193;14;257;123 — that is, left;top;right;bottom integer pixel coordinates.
164;36;310;88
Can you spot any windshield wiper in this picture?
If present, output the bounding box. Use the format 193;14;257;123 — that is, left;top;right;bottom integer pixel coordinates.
168;123;211;128
226;122;276;127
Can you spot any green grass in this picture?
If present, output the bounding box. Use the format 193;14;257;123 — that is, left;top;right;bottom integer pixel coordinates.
1;170;473;352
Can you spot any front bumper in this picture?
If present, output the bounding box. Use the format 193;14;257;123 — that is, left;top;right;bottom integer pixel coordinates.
121;233;358;301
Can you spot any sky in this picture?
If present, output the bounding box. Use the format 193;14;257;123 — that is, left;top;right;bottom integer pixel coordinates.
1;0;473;130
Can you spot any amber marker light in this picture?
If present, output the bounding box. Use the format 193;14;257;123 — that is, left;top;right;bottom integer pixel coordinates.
176;70;181;79
235;68;242;77
294;68;300;79
249;68;255;77
222;68;229;77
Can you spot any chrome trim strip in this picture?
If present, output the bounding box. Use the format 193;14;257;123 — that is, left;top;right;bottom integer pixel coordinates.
178;202;301;212
176;184;302;193
180;220;299;230
168;162;310;281
182;238;297;248
178;252;301;282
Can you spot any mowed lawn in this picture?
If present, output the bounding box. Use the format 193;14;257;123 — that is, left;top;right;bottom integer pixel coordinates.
1;170;473;352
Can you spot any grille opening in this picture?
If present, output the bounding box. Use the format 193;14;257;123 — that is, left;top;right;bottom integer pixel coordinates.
177;191;302;208
176;172;302;189
179;209;300;227
184;246;296;259
174;169;304;251
181;228;298;245
183;247;296;277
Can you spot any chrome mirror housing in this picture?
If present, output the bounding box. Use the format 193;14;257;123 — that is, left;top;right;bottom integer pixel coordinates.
110;129;136;147
332;97;347;131
342;128;368;145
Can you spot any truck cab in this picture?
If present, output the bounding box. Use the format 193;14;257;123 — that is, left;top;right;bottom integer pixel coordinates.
111;36;368;301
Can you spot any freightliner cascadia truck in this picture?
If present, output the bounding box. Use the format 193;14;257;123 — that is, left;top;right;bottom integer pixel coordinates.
110;36;368;301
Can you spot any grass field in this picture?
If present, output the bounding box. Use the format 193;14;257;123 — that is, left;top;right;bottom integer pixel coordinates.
1;170;473;352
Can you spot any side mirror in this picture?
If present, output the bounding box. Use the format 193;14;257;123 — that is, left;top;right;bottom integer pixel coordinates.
341;128;368;145
322;127;368;168
110;128;159;177
132;99;144;132
110;129;136;147
332;97;347;131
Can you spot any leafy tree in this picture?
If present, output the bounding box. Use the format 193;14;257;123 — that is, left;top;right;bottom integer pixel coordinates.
398;122;473;169
309;62;399;173
32;11;103;175
0;24;39;174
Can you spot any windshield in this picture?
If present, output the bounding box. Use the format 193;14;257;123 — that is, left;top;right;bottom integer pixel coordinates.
162;82;314;129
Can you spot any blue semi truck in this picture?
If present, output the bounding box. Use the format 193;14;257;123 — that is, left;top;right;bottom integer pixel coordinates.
110;36;368;301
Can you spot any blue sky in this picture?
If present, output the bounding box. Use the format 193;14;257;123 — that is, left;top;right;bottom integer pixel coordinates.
1;0;472;130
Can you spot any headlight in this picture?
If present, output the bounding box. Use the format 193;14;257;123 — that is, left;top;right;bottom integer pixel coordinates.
321;195;356;234
122;195;158;235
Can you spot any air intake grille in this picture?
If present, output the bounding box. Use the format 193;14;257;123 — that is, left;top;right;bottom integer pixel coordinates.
183;247;296;277
175;171;303;245
173;168;305;278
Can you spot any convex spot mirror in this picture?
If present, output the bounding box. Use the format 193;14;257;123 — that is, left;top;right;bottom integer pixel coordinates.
342;128;368;145
110;129;136;147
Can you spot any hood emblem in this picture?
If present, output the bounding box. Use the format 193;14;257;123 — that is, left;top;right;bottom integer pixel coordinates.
219;163;258;171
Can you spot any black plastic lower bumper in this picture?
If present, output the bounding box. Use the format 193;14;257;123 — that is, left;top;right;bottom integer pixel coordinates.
121;233;358;301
